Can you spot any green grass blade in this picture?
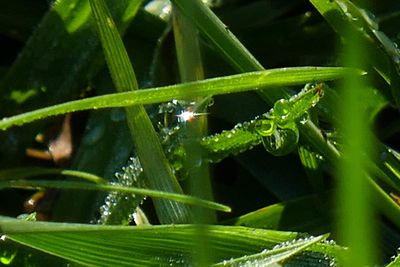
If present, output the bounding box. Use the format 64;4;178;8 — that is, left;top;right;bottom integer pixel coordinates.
89;0;191;223
336;16;376;265
172;6;214;265
0;180;230;212
0;67;358;131
212;234;328;267
386;253;400;266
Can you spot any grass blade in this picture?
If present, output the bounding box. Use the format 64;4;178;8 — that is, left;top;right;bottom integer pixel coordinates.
213;234;328;267
0;67;358;131
0;180;230;212
89;0;191;223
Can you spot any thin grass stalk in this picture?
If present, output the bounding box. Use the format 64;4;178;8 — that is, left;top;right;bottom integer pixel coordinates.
172;5;214;265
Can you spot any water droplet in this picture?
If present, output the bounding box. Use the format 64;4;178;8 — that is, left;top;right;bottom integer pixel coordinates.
254;119;275;136
299;113;309;125
97;156;146;225
273;99;290;118
261;127;299;156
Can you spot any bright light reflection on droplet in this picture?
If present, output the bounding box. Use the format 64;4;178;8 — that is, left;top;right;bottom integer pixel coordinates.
176;110;208;123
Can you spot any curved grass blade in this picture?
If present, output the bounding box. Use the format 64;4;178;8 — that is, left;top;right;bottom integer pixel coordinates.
0;67;358;131
213;234;328;267
387;253;400;267
89;0;191;223
0;180;230;212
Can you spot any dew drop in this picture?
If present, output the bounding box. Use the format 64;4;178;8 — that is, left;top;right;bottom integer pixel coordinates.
254;119;275;136
261;127;299;156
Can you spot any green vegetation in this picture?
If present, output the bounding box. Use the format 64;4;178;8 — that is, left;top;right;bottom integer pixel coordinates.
0;0;400;266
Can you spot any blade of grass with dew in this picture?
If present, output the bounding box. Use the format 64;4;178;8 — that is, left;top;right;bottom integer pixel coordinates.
171;0;400;232
0;167;107;184
0;67;358;131
89;0;192;223
0;217;345;266
0;0;142;167
0;180;230;212
212;234;328;267
386;253;400;266
309;0;400;108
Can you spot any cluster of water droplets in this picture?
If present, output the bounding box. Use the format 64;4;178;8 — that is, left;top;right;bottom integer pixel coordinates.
97;156;146;225
202;83;324;160
157;100;196;178
201;120;261;162
218;235;338;267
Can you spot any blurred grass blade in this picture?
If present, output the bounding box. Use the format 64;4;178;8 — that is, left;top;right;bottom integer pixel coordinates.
336;10;376;265
89;0;191;223
0;67;359;131
213;234;328;267
0;217;344;266
0;167;107;183
0;180;230;212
